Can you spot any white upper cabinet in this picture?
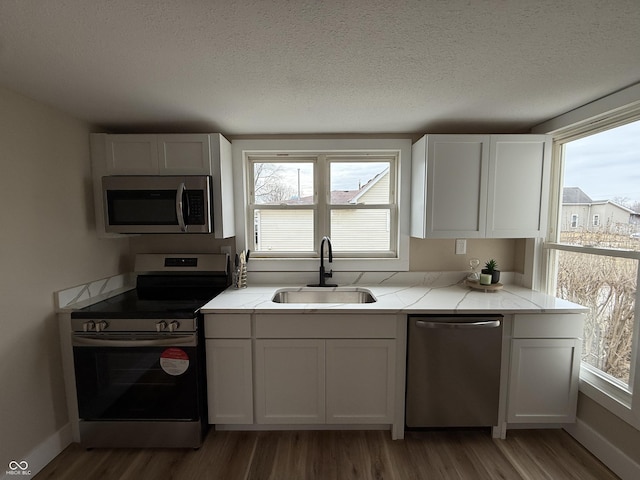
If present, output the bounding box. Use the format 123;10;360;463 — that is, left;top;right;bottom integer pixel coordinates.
91;132;235;238
157;134;212;174
105;134;158;174
411;134;551;239
104;133;212;175
411;135;489;238
486;136;551;238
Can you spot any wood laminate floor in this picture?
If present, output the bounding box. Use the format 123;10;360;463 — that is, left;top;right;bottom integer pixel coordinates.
35;428;619;480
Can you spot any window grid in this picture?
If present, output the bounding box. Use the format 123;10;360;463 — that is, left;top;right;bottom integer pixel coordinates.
246;154;398;258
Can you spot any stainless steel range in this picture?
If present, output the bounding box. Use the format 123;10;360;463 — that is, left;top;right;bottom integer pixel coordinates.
70;253;229;449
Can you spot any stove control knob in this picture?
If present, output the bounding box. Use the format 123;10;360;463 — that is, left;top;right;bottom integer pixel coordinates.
82;321;95;332
168;321;180;332
95;321;108;332
155;321;167;332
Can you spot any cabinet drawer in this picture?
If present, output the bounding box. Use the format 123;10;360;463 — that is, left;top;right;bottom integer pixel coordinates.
255;314;397;338
204;314;251;338
513;314;584;338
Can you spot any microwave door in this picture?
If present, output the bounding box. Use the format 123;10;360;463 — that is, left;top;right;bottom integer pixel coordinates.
102;176;212;234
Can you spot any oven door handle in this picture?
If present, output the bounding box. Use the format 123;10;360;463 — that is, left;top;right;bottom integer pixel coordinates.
72;335;197;348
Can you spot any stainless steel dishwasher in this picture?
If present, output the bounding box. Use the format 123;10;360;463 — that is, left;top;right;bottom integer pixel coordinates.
405;314;503;428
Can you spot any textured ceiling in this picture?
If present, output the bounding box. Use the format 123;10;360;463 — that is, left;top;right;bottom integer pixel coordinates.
1;0;639;135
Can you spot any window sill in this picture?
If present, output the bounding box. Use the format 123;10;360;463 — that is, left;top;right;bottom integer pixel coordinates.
245;255;409;273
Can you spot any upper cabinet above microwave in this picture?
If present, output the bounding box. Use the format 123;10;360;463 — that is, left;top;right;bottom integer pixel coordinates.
410;134;551;239
90;133;235;238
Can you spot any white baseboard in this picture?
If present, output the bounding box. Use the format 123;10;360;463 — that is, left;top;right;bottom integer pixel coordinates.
2;423;72;480
565;419;640;480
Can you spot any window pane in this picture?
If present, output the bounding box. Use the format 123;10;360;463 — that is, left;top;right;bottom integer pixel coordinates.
331;209;390;251
253;162;314;205
254;209;314;252
561;119;640;247
330;162;390;204
556;250;636;386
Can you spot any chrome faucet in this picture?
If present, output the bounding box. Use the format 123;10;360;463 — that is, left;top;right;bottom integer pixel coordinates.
309;236;338;287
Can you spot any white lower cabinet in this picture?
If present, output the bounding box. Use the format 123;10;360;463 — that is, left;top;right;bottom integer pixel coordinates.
326;339;396;424
206;339;253;424
506;314;583;424
254;338;396;425
255;339;326;424
252;314;399;428
204;314;253;424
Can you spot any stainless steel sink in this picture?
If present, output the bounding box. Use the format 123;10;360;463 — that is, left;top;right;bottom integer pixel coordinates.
271;287;377;304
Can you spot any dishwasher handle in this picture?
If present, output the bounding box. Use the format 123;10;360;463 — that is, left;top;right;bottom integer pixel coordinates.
415;319;501;329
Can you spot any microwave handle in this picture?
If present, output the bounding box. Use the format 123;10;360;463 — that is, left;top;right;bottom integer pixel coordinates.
176;182;187;232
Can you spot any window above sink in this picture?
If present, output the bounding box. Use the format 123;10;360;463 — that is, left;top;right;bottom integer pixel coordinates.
232;139;411;273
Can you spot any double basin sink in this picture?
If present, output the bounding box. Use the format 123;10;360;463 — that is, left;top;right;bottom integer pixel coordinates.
272;287;376;304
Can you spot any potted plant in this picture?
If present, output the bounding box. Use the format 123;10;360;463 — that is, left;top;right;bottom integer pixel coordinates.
482;259;500;284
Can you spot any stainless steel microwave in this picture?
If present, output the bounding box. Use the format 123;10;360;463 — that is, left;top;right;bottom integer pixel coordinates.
102;175;213;234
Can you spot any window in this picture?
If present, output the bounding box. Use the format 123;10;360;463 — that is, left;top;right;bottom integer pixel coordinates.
546;118;640;424
250;160;315;253
247;155;396;257
571;214;579;228
233;138;411;272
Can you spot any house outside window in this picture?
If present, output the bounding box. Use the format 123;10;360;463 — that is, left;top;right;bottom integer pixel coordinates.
546;118;640;426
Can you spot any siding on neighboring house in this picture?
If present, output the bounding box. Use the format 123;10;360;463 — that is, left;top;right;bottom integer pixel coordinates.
331;209;390;251
561;187;635;234
256;209;314;251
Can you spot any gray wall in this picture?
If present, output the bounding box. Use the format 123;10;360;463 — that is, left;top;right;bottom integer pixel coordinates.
0;87;129;466
577;394;640;465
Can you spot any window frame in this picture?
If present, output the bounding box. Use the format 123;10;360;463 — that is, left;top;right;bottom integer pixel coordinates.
544;117;640;429
231;138;411;273
326;156;397;257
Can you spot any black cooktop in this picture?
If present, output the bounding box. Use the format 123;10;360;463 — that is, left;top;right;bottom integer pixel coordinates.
71;273;229;320
71;290;210;319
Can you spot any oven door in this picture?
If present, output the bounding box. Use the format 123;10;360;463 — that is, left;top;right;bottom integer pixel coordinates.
72;333;202;421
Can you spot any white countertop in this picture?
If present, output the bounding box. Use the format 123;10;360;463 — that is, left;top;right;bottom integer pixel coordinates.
201;278;587;315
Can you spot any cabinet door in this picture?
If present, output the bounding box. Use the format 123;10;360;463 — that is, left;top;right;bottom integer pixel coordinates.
507;338;580;423
206;339;253;424
105;135;159;174
326;339;395;424
486;135;551;237
411;135;490;238
157;134;211;175
255;339;325;424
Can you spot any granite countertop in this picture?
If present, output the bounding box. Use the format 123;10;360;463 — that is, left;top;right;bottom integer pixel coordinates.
201;274;587;315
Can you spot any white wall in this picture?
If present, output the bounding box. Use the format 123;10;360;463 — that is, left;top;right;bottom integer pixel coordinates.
0;87;129;468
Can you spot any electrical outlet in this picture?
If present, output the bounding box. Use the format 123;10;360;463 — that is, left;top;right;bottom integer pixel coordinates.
455;239;466;255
